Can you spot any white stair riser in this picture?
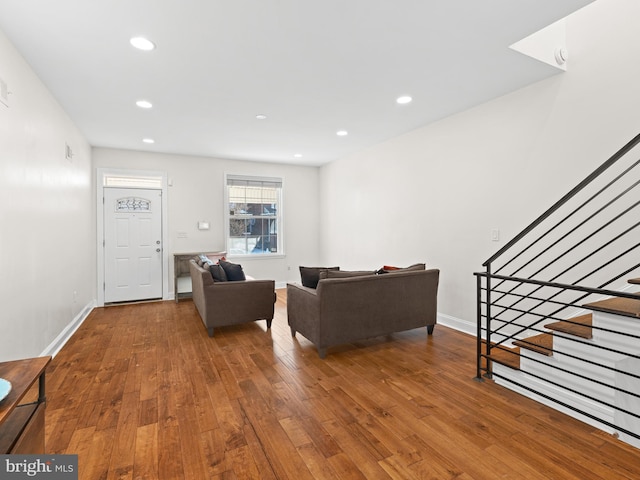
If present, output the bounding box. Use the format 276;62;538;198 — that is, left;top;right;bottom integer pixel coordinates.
592;311;640;353
615;357;640;450
551;333;627;362
520;354;615;405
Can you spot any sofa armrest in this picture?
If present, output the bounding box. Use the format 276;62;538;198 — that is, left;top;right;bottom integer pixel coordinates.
286;283;321;341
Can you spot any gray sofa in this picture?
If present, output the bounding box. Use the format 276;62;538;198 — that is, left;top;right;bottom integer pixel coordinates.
287;268;439;358
189;259;276;337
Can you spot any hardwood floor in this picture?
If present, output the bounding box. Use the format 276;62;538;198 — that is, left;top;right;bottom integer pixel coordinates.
44;290;640;479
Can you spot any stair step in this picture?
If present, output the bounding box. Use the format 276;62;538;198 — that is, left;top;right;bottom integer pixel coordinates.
482;341;520;370
513;333;553;356
583;293;640;318
544;313;593;339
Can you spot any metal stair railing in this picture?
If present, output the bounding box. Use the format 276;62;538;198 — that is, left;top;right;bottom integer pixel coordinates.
474;133;640;445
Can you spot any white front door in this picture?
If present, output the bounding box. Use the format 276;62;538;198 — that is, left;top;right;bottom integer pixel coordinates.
103;188;163;303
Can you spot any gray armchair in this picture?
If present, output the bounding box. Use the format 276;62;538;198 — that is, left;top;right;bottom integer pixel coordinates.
189;259;276;337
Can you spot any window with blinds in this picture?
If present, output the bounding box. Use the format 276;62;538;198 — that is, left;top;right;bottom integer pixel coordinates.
225;175;283;256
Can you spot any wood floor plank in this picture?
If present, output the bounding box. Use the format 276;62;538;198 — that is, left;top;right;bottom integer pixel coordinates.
295;442;340;480
133;423;159;480
107;390;139;479
42;292;640;479
157;424;184;479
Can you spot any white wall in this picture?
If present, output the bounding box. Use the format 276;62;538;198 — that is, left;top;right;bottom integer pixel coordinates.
92;148;320;290
319;0;640;332
0;29;93;362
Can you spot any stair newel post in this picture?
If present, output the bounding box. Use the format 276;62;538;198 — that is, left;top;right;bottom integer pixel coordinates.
484;265;493;379
475;272;484;380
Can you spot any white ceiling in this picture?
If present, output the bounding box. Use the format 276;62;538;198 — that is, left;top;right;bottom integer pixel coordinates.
0;0;594;166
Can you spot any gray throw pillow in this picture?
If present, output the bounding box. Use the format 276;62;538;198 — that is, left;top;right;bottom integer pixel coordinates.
378;263;426;274
210;264;228;282
219;260;246;281
299;266;339;289
319;270;377;280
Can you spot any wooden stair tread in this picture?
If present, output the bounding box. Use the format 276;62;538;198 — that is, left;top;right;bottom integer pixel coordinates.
482;341;520;370
488;347;521;370
583;293;640;318
513;333;553;356
544;313;593;339
627;278;640;285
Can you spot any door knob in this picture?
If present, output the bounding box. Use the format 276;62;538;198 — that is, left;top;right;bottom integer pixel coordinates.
156;248;161;252
156;240;161;244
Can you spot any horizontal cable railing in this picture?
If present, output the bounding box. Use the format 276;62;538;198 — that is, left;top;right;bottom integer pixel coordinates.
475;133;640;447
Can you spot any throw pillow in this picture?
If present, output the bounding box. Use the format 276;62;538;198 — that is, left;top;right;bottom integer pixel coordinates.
299;266;339;289
219;260;246;281
384;263;426;273
377;264;400;274
319;270;377;280
210;264;228;282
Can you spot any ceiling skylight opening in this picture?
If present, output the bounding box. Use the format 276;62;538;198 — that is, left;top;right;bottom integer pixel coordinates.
336;130;348;136
396;95;413;105
130;36;156;51
136;100;153;109
142;138;155;144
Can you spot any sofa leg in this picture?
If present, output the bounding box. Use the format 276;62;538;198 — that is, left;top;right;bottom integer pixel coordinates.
427;325;435;335
318;348;327;359
266;319;273;329
208;327;214;337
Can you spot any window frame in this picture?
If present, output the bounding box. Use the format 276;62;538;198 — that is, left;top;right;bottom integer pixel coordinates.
224;173;285;258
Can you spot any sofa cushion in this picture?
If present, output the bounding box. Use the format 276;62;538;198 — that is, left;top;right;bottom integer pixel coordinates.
219;260;246;281
299;266;339;289
210;264;228;282
319;269;377;280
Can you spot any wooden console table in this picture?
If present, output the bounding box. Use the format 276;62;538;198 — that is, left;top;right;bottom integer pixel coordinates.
174;251;226;302
0;356;51;454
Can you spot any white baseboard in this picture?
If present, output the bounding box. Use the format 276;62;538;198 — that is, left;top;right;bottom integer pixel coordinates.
41;300;96;358
437;312;476;336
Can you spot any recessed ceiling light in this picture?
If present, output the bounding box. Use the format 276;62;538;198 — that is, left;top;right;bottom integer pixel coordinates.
396;95;413;104
136;100;153;109
256;114;267;120
130;36;156;51
294;154;303;158
336;130;348;136
142;138;155;144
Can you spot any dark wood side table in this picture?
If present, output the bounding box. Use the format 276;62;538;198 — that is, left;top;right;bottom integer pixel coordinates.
0;356;51;454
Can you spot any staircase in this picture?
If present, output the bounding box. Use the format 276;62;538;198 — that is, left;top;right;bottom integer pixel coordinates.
475;134;640;450
488;285;640;449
